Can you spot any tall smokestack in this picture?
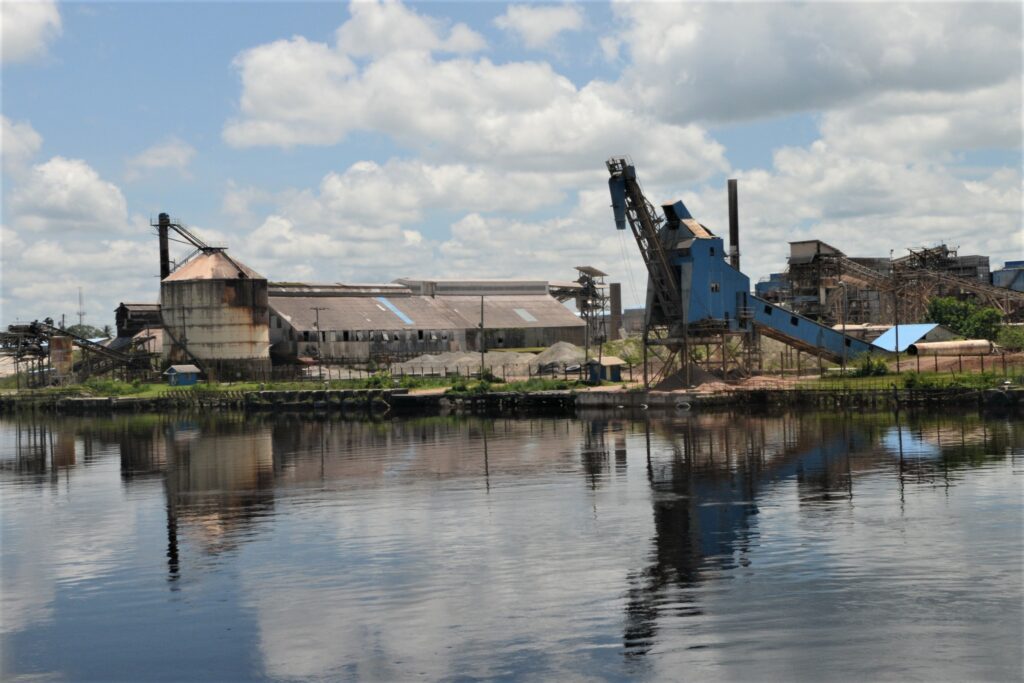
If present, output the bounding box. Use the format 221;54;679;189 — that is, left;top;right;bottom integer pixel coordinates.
158;212;171;280
609;282;622;340
728;179;739;270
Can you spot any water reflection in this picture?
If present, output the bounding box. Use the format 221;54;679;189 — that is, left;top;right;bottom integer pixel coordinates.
623;411;1022;661
0;410;1020;681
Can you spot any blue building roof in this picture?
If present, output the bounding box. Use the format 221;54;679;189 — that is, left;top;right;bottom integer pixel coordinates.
871;324;939;352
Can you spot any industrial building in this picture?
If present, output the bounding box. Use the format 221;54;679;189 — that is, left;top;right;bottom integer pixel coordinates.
993;261;1024;292
103;213;590;377
268;279;585;363
782;240;1021;325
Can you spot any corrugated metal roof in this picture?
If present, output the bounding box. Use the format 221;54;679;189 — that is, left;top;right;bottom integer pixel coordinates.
270;295;467;331
164;251;264;282
681;219;713;239
165;364;202;374
269;293;583;332
871;324;939;352
443;295;583;329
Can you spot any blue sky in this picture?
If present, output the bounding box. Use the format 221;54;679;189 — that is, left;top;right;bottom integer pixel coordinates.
2;1;1021;327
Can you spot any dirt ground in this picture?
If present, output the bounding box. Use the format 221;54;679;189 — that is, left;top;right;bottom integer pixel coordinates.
893;350;1024;374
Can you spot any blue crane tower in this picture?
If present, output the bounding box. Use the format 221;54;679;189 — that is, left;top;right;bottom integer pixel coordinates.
606;157;878;386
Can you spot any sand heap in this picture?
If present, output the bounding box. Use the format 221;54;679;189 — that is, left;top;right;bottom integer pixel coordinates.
531;342;585;369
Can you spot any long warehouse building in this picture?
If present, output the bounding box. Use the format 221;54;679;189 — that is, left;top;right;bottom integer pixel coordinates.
268;278;585;363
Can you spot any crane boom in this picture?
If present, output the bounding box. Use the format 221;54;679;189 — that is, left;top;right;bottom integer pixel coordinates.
606;157;684;328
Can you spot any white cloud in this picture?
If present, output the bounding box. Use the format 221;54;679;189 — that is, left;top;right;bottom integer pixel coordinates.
608;2;1022;123
494;4;584;49
1;115;43;176
125;137;196;180
335;0;485;57
818;78;1022;163
0;0;62;63
223;2;726;184
9;157;131;234
2;156;156;324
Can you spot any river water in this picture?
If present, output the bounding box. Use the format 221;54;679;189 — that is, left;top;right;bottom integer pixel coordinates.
1;410;1021;681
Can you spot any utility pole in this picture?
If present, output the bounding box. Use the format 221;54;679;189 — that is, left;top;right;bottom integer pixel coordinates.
839;281;848;375
891;250;900;375
311;306;327;382
77;287;86;328
479;295;485;379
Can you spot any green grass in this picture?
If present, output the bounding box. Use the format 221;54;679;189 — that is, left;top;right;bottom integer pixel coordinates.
797;368;1022;391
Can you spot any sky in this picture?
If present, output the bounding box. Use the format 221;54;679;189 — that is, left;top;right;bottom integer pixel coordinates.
1;0;1021;328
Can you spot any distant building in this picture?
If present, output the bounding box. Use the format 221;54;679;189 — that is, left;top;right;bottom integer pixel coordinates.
115;302;162;338
754;273;789;303
993;261;1024;293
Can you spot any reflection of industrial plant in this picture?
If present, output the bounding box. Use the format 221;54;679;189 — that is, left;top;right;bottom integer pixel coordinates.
617;412;1021;657
2;412;1019;615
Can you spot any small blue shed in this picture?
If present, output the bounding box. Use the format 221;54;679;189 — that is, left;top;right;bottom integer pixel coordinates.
587;356;625;383
164;364;202;386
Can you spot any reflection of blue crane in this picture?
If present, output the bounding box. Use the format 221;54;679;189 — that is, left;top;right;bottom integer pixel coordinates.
624;418;867;655
607;158;879;384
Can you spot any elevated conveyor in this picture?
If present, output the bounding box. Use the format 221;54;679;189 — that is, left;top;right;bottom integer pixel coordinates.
749;295;875;363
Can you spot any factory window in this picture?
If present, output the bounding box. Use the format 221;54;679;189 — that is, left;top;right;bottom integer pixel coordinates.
321;331;327;342
381;332;389;341
710;283;720;292
710;247;715;256
790;316;799;326
430;332;438;341
343;331;350;342
764;305;773;315
845;338;852;347
302;331;310;342
418;330;424;340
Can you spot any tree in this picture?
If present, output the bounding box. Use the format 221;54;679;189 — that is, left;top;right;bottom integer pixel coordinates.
64;324;106;339
926;297;1002;340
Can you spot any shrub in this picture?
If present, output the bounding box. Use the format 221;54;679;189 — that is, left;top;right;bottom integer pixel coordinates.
83;378;138;396
852;355;888;377
996;325;1024;351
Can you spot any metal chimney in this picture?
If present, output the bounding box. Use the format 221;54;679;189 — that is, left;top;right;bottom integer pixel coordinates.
727;179;739;270
158;212;171;280
609;282;623;340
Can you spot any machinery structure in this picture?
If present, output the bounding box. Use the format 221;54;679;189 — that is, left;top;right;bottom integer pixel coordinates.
574;266;609;361
786;240;1024;326
0;319;155;386
607;157;877;386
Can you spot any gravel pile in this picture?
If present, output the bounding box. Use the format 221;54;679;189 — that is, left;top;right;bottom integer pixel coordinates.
532;342;585;368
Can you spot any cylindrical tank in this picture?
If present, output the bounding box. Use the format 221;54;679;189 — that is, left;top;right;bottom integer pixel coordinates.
160;250;271;379
907;340;995;356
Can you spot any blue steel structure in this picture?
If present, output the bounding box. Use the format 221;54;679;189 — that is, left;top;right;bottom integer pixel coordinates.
607;157;877;382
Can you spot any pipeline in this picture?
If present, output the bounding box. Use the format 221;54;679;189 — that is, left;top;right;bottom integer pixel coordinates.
907;340;996;356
